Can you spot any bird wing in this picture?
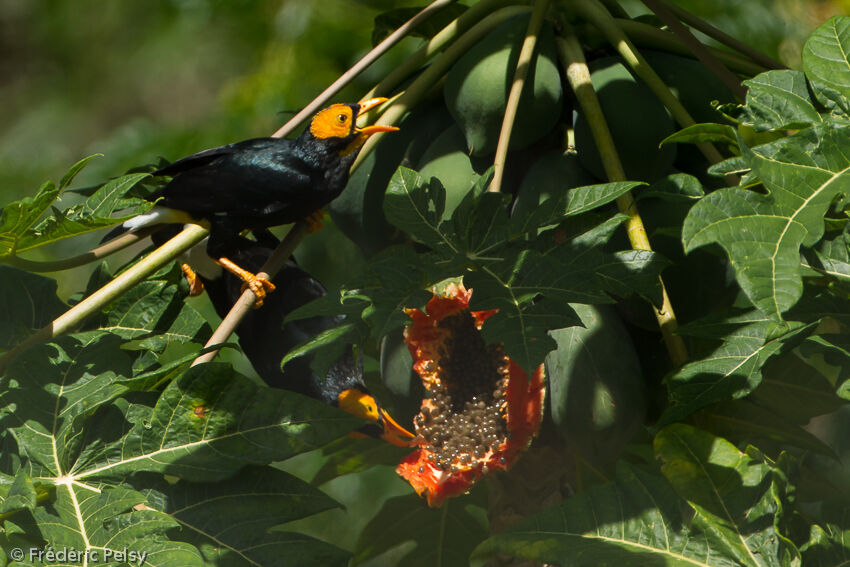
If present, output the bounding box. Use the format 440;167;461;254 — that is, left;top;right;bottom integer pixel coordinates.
156;138;314;217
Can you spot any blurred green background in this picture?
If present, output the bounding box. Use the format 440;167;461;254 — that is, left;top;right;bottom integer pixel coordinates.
0;0;847;298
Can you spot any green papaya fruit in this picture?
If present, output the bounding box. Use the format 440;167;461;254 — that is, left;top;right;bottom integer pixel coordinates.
574;56;676;182
545;303;646;470
416;124;481;219
642;50;736;125
330;102;453;256
511;150;597;218
444;14;563;157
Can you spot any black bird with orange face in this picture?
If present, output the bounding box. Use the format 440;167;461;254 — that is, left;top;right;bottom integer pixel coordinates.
124;98;397;305
192;229;413;447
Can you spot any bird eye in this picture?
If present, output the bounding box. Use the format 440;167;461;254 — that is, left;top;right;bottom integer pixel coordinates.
337;113;348;123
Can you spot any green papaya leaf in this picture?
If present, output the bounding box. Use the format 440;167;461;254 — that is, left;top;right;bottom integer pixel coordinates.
355;493;488;567
742;70;823;131
661;123;739;147
514;181;643;233
751;347;845;422
133;466;349;567
22;486;204;566
801;503;850;566
384;166;453;252
639;173;705;203
0;266;66;351
3;332;133;475
802;15;850;117
697;399;836;457
474;462;727;566
809;227;850;282
0;468;37;515
657;320;816;426
655;424;801;567
708;155;750;177
69;363;361;482
0;159;153;259
312;436;408;486
683;122;850;320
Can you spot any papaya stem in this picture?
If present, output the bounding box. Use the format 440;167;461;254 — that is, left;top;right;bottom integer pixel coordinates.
489;0;552;194
640;0;746;100
0;224;209;375
364;0;527;100
569;0;725;167
354;5;533;170
272;0;459;139
556;30;688;368
658;0;785;71
192;221;310;366
612;19;767;77
3;226;158;272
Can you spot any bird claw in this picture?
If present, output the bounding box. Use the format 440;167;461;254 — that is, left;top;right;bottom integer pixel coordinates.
242;275;276;308
181;263;205;297
306;210;324;233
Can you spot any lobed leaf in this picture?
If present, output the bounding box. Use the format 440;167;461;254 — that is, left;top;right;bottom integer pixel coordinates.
655;424;801;567
682;122;850;320
474;463;729;566
802;16;850;117
133;466;349;567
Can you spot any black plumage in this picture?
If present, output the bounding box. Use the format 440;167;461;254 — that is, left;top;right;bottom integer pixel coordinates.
123;98;396;305
197;231;412;446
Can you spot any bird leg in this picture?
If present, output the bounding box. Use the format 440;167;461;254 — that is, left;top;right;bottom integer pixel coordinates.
214;257;276;308
305;210;324;233
180;263;205;297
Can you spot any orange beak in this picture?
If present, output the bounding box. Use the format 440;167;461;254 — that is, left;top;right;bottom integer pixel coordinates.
355;97;399;136
338;388;414;447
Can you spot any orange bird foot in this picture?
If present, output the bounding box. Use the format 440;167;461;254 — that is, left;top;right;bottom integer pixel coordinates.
215;257;276;308
306;210;324;233
181;263;205;297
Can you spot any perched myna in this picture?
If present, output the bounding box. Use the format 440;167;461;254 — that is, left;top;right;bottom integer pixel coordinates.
123;97;397;306
192;229;413;447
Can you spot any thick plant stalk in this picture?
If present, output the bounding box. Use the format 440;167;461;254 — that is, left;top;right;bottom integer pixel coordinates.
557;32;688;367
489;0;552;194
641;0;746;100
0;224;209;374
570;0;725;167
5;227;157;273
613;19;766;77
660;0;785;71
272;0;459;139
364;0;526;99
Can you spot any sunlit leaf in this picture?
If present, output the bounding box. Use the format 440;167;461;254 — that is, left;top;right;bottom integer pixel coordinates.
802;16;850;116
655;424;801;567
474;463;726;566
683;123;850;319
742;70;823;131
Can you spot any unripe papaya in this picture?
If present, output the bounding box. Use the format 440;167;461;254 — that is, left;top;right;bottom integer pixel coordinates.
416;125;481;219
444;14;563;157
545;303;646;470
574;56;676;182
512;150;597;218
642;50;735;125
